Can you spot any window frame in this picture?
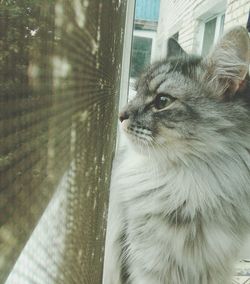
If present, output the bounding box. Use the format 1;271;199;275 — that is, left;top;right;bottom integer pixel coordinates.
197;12;225;55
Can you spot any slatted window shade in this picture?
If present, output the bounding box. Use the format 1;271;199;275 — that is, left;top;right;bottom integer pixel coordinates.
0;0;127;283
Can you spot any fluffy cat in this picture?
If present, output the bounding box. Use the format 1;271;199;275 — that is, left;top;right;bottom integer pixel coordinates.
103;26;250;284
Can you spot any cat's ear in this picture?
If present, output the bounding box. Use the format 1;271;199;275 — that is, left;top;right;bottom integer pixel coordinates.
203;26;250;97
167;38;187;58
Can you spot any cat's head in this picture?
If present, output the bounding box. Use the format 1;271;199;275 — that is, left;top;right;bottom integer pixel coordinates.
119;26;250;161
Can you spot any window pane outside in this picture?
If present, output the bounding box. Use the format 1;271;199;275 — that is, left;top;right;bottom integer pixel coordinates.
201;17;216;55
130;36;152;78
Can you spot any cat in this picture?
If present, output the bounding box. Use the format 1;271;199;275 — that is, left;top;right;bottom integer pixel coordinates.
103;26;250;284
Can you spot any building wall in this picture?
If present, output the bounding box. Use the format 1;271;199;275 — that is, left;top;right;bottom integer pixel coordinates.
154;0;250;60
225;0;250;29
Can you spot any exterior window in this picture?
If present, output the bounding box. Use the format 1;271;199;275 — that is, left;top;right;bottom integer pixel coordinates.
202;18;217;55
201;14;225;55
130;36;152;78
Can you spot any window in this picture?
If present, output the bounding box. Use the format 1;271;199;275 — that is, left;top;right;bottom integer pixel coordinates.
202;17;217;55
200;14;225;55
130;36;152;78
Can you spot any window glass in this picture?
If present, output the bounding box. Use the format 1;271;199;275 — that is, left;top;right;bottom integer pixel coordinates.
201;17;217;55
130;36;152;78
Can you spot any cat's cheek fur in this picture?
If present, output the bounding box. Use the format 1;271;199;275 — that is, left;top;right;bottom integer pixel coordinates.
155;125;182;145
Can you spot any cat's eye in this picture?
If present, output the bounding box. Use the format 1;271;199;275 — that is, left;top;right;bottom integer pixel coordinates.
154;93;175;110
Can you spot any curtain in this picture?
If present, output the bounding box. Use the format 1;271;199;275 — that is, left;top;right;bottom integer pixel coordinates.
0;0;127;283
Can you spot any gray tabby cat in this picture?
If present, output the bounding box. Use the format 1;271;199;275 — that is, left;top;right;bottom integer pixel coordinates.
103;26;250;284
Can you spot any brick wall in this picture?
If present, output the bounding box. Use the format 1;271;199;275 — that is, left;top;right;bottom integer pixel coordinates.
154;0;249;60
224;0;250;29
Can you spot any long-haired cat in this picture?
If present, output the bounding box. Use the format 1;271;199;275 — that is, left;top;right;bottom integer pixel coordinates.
103;26;250;284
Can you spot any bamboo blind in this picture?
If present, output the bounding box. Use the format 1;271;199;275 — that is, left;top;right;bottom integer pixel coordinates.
0;0;127;283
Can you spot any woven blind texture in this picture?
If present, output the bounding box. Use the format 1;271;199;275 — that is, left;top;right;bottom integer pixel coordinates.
0;0;127;283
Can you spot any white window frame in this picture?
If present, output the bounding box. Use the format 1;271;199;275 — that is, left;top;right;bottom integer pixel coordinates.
197;13;225;55
114;0;136;152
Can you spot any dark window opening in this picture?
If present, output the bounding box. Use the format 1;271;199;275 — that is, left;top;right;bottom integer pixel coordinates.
130;36;152;78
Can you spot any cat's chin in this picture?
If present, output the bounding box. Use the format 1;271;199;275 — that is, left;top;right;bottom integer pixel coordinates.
124;133;152;155
122;133;164;160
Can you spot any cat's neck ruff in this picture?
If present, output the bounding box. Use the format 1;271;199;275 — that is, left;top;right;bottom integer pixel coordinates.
116;144;250;219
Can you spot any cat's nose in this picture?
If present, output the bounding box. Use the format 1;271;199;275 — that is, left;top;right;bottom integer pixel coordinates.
119;111;129;122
